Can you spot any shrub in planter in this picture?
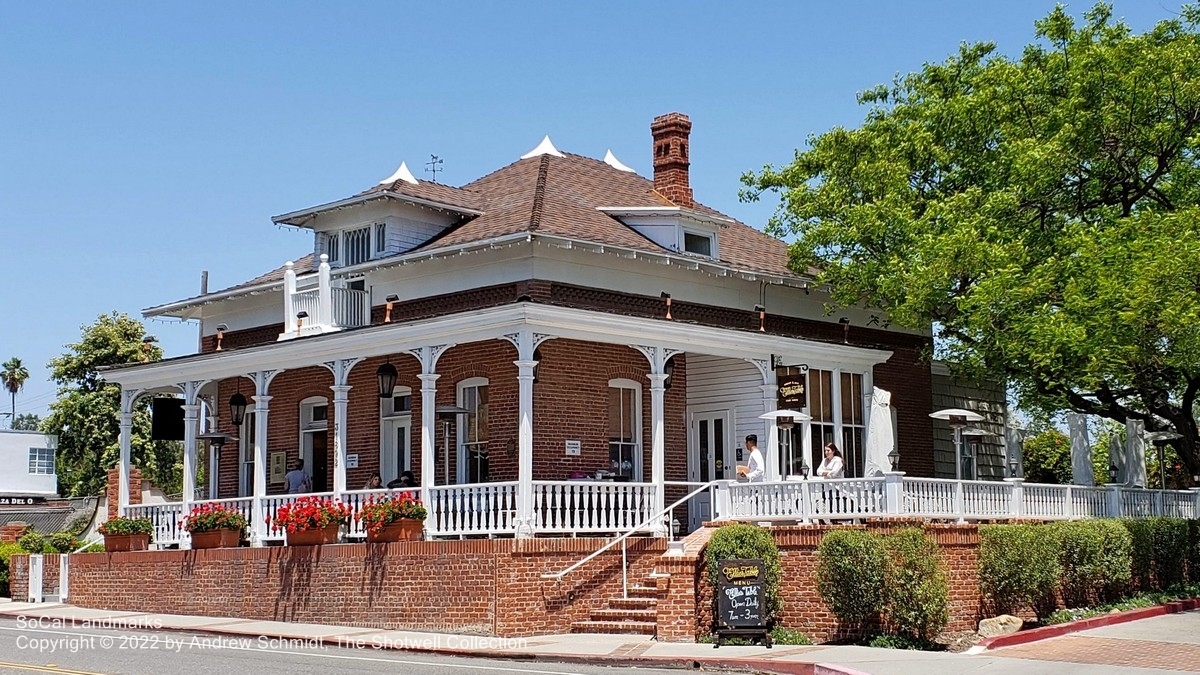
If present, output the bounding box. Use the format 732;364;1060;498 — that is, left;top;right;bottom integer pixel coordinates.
17;531;45;555
979;524;1060;619
356;493;427;541
883;528;948;640
816;529;887;628
1055;520;1132;607
182;503;249;534
272;496;352;544
704;523;783;622
99;517;153;536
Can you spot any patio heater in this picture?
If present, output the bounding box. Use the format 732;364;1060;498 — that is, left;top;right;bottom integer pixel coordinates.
759;410;811;479
197;432;237;500
929;408;984;481
435;405;470;486
959;428;995;481
1144;430;1183;490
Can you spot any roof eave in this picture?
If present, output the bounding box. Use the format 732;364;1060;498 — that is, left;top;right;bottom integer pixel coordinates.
272;191;483;227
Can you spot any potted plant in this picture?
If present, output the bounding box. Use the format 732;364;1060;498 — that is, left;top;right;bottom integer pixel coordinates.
182;503;247;549
356;493;428;543
99;516;153;552
272;496;351;546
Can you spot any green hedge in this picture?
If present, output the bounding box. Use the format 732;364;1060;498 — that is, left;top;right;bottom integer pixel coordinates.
17;531;45;555
979;524;1061;619
1055;520;1132;606
883;528;949;640
0;542;23;597
816;529;888;627
705;524;783;622
1122;518;1189;591
1188;520;1200;583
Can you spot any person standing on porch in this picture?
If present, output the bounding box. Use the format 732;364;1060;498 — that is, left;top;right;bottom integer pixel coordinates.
738;435;765;483
817;443;845;479
285;459;311;494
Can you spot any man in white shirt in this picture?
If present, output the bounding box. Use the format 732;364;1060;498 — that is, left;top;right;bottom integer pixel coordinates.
739;435;765;483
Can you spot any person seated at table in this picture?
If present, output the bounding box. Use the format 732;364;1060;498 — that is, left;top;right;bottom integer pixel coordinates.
363;473;383;490
386;470;419;489
816;443;845;479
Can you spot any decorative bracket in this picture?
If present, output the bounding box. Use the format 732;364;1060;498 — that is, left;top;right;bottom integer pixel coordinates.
321;357;364;387
408;344;452;374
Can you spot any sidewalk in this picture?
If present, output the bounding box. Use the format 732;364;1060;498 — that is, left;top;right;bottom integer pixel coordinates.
0;600;1191;675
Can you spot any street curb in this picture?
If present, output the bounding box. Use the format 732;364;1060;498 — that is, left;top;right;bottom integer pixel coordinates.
972;597;1200;652
0;606;867;675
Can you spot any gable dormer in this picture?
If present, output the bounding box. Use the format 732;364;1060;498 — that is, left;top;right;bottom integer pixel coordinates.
596;206;727;259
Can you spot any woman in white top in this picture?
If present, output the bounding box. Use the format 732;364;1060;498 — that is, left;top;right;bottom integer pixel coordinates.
817;443;845;479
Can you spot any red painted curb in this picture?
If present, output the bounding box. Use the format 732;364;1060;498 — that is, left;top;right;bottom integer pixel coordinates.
978;597;1200;651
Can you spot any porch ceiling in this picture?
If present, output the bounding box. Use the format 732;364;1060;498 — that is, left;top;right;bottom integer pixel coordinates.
100;303;892;389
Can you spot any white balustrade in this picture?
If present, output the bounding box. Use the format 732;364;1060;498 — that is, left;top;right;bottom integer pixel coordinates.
124;503;185;546
1120;488;1156;518
427;482;519;537
961;480;1013;519
191;497;255;526
330;288;370;328
291;289;321;326
1161;491;1197;519
901;478;959;518
530;481;657;534
1022;484;1071;519
1070;486;1110;518
810;478;887;518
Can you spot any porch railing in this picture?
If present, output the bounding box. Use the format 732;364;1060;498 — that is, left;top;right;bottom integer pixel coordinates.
279;255;371;340
529;481;656;534
340;487;420;538
125;502;185;546
426;481;519;537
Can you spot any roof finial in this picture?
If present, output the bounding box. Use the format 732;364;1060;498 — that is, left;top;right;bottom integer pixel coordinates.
603;149;635;173
379;161;418;185
520;135;565;160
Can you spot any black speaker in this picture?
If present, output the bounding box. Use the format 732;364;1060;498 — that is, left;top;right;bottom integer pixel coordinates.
151;398;185;441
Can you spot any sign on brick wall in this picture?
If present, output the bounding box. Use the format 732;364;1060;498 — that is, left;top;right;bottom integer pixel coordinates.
0;496;45;505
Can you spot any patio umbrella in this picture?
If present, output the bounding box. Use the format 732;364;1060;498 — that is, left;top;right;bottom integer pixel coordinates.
1004;425;1025;478
1066;413;1094;486
863;387;894;477
1125;418;1147;488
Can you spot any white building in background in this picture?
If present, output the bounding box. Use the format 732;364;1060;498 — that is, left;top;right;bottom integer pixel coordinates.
0;430;58;498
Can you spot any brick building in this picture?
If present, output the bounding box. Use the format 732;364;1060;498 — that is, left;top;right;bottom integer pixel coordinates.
100;112;934;545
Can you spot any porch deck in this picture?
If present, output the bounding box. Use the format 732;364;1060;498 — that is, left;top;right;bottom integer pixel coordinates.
124;474;1200;548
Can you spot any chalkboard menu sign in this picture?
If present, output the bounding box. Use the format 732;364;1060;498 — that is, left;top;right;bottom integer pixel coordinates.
714;558;772;647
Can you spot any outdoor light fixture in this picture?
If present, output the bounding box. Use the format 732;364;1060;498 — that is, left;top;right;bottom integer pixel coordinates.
754;304;766;332
532;348;543;384
1145;430;1183;490
384;294;400;323
1109;463;1120;484
376;360;398;399
660;291;672;320
197;432;237;456
889;448;901;471
760;409;812;479
930;408;985;482
296;310;308;329
663;357;676;390
141;335;158;362
839;317;851;343
215;323;228;351
1008;457;1020;478
228;391;248;427
1193;473;1200;487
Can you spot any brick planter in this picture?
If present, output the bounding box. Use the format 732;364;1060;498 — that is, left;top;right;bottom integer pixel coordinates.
190;529;241;549
366;519;423;543
104;533;150;553
285;525;339;546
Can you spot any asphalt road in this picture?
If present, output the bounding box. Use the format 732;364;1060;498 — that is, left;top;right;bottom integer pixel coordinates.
0;617;693;675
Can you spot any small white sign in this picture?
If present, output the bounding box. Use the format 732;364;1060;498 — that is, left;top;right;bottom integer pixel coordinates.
564;440;582;456
346;454;359;469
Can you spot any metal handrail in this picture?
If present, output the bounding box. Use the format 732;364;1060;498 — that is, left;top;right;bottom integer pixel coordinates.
541;479;721;584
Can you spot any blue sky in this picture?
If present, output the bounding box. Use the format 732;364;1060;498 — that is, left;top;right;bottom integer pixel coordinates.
0;1;1178;418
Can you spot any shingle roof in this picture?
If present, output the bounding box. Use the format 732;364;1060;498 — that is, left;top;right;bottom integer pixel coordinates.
361;177;483;213
0;498;98;535
409;152;794;276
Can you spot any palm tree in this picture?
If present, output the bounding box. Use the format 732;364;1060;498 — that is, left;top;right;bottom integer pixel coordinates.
1;357;29;427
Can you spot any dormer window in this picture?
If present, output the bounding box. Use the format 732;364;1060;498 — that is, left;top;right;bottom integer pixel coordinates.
683;231;713;257
324;223;387;267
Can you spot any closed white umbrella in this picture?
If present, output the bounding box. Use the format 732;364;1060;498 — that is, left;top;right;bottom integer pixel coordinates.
1126;419;1147;488
1066;413;1094;486
863;387;895;477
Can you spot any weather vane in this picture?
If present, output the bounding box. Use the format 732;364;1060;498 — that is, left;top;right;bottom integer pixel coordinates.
425;154;443;183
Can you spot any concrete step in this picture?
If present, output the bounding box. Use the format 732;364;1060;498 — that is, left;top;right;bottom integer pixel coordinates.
570;620;657;635
590;608;657;622
609;597;658;610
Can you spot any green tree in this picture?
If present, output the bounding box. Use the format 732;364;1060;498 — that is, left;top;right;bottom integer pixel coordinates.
11;413;41;431
1023;429;1072;484
743;4;1200;475
43;312;180;497
0;357;29;426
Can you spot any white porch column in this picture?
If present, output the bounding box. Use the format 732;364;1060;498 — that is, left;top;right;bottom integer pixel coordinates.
283;261;297;335
505;329;547;538
635;345;679;534
118;389;140;515
411;345;451;534
249;370;278;546
181;402;201;549
322;357;362;498
317;254;332;327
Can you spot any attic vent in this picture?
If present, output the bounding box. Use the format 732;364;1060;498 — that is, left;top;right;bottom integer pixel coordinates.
683;232;713;257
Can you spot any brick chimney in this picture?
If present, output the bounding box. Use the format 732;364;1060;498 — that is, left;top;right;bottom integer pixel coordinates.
650;112;693;208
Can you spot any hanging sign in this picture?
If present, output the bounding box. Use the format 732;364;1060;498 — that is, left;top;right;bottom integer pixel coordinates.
777;374;807;409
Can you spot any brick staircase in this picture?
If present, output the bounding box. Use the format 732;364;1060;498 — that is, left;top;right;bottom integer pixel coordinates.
570;573;666;636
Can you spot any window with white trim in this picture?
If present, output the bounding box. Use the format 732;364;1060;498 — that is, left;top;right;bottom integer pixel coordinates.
457;378;489;483
323;224;385;266
683;231;713;256
374;222;387;253
779;367;868;478
840;371;866;477
608;378;642;480
28;447;54;475
380;386;413;484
